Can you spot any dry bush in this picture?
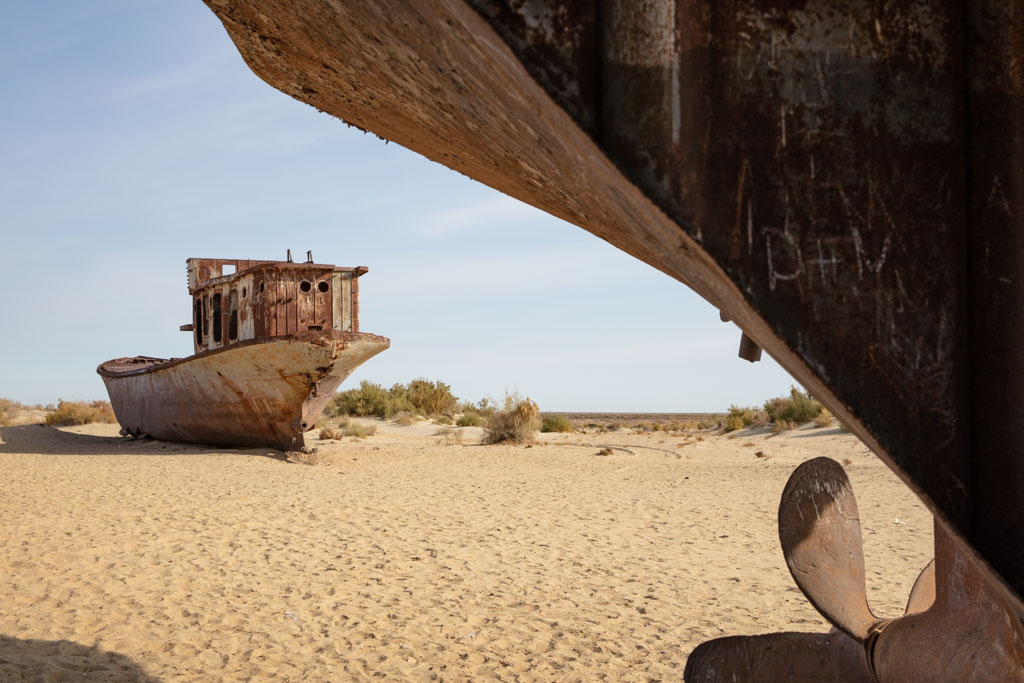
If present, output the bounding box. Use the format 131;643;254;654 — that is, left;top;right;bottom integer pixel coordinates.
814;408;834;428
596;447;614;456
334;418;376;439
45;399;117;426
772;419;797;434
392;411;415;426
456;411;485;427
696;419;717;430
0;398;21;426
755;450;772;459
434;427;464;446
482;394;541;445
287;450;323;465
541;413;574;433
764;387;823;426
433;415;454;426
842;457;853;466
607;422;622;432
319;426;344;441
722;405;769;433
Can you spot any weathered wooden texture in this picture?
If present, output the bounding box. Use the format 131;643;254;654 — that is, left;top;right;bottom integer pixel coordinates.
200;0;1024;608
99;331;389;451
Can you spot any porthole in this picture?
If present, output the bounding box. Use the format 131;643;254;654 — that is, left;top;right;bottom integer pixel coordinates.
300;281;312;293
318;281;329;293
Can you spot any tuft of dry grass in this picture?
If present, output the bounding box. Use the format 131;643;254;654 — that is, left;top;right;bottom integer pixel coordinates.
391;411;415;426
755;450;771;459
772;419;797;434
482;394;540;445
287;449;323;465
434;427;464;446
814;408;833;428
319;426;344;441
595;447;614;456
45;399;117;426
433;415;454;426
842;457;853;466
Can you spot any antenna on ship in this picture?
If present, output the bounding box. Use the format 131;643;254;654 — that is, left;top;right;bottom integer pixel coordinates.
306;250;313;263
286;249;293;263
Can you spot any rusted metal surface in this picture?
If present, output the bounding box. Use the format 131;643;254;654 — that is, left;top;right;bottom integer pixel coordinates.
686;458;1024;681
200;0;1023;624
98;256;388;450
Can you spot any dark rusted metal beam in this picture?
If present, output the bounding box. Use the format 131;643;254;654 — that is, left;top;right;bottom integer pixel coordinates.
200;0;1024;612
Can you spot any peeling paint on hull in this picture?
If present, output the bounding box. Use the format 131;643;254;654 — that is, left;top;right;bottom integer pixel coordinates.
97;331;389;451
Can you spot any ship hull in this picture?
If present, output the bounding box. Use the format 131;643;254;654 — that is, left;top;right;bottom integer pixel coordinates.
97;331;389;451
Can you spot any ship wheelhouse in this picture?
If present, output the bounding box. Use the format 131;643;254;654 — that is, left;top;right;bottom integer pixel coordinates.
181;254;367;354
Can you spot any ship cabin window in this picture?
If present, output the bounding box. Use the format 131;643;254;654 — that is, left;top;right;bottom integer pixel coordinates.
260;282;265;293
228;289;239;341
212;293;222;343
194;299;204;346
300;281;312;293
318;281;329;293
242;287;247;298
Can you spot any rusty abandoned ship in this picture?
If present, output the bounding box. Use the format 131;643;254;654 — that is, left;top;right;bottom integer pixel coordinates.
97;252;389;451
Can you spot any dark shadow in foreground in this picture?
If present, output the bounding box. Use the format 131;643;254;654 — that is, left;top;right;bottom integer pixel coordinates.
0;634;161;682
0;424;284;460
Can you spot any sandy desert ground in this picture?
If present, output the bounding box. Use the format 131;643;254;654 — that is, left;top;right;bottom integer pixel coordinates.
0;418;932;681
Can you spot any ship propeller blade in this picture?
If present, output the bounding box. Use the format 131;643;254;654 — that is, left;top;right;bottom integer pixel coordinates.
778;457;879;641
683;630;874;682
904;558;936;616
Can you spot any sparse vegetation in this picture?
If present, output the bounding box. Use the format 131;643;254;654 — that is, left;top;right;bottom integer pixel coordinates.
596;447;614;456
755;450;771;459
842;457;853;466
772;419;797;434
330;379;456;419
541;413;574;433
764;387;823;426
814;408;833;428
433;415;454;426
434;427;464;446
456;411;485;427
482;394;541;445
319;425;344;440
721;405;768;433
45;399;117;426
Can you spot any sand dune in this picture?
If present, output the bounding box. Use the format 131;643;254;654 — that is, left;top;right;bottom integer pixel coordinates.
0;420;931;680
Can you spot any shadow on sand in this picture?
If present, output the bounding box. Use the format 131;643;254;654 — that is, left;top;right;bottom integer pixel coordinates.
0;634;160;682
0;423;285;460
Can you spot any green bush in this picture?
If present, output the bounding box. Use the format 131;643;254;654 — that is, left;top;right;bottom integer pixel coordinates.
456;411;485;427
404;378;456;417
331;381;392;417
482;394;541;444
721;405;768;432
45;399;117;426
764;387;823;425
541;413;574;433
331;378;457;419
392;411;415;426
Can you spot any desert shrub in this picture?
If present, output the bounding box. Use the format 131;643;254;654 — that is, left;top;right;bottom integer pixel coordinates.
45;399;117;426
541;413;574;433
814;408;833;428
764;387;823;426
0;398;19;426
392;411;415;426
457;411;485;427
434;427;464;445
475;397;497;418
403;378;456;417
772;419;797;434
596;447;614;456
319;425;344;440
721;405;768;433
434;415;454;425
482;394;541;445
331;381;392;417
607;422;622;432
334;417;376;439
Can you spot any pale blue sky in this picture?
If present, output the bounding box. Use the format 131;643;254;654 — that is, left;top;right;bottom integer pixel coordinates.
0;2;796;411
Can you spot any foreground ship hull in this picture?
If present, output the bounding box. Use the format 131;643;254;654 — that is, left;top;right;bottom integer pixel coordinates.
98;331;389;451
